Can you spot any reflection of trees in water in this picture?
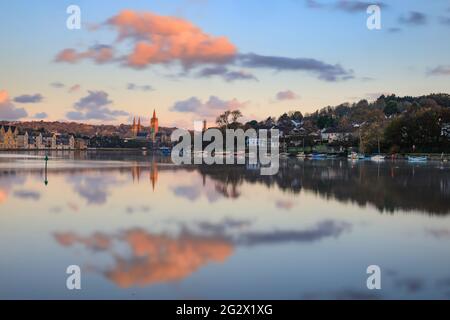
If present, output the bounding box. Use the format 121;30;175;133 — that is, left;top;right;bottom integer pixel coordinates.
199;171;243;199
197;160;450;215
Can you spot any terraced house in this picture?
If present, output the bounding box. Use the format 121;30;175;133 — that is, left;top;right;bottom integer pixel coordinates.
0;125;78;150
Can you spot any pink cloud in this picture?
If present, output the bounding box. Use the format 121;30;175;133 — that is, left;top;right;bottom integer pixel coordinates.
276;90;299;101
0;89;28;120
68;84;81;93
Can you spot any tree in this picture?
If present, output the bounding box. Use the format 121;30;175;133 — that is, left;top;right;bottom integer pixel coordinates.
216;113;229;128
231;110;243;123
384;101;399;117
361;122;384;153
288;111;304;121
216;110;243;129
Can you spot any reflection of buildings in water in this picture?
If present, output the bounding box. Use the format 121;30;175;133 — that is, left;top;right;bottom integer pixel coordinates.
130;161;159;191
131;163;141;183
54;229;233;288
150;161;158;191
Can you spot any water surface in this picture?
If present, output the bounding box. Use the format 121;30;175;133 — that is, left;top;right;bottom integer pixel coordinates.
1;151;450;299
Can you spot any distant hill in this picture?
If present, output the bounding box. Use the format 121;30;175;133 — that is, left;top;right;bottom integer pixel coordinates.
0;120;176;138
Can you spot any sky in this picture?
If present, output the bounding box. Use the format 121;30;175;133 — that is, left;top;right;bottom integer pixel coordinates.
0;0;449;129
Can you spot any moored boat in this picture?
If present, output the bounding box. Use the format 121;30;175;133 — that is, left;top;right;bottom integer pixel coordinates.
309;153;326;160
408;156;428;162
348;152;365;160
371;155;385;162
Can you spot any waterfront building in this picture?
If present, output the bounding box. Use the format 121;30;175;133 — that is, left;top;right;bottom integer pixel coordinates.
0;125;79;150
0;126;19;149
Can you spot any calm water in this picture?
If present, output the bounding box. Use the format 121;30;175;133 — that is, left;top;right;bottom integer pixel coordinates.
1;151;450;300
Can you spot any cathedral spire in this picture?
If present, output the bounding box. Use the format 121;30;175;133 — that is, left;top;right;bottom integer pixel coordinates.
132;117;137;137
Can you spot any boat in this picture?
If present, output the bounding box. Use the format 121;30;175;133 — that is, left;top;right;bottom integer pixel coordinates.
279;152;290;158
371;138;385;162
408;156;428;162
370;155;385;162
348;152;365;160
309;153;326;160
296;152;307;159
159;147;171;156
326;154;338;159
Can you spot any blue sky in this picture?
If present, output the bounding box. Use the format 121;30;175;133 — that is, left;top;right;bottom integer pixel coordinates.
0;0;449;128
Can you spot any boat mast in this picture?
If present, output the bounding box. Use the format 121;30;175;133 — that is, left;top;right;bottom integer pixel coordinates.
378;137;381;155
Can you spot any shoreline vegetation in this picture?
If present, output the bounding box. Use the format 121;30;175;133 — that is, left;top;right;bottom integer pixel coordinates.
2;93;450;154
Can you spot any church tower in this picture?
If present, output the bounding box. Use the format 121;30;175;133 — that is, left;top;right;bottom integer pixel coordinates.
150;110;159;141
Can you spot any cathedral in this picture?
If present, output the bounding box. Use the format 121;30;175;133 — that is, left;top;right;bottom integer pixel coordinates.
131;110;159;141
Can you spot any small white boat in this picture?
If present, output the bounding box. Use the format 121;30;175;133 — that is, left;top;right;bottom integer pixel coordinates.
279;152;290;158
309;153;326;160
371;155;385;162
348;152;365;160
408;156;428;162
297;152;307;159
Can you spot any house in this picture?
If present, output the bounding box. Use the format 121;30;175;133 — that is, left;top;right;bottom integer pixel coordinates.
0;126;79;150
247;137;280;149
75;138;87;150
16;132;29;149
321;127;355;143
442;123;450;139
0;125;19;149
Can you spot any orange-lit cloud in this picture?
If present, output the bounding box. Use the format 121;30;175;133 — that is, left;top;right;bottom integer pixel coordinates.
0;189;7;203
55;10;237;69
54;229;233;288
54;232;112;251
107;229;233;288
55;45;114;64
0;89;28;120
0;90;9;103
107;10;237;68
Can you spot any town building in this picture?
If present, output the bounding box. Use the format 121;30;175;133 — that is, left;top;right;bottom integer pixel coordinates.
320;127;355;143
0;125;82;150
130;110;159;142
